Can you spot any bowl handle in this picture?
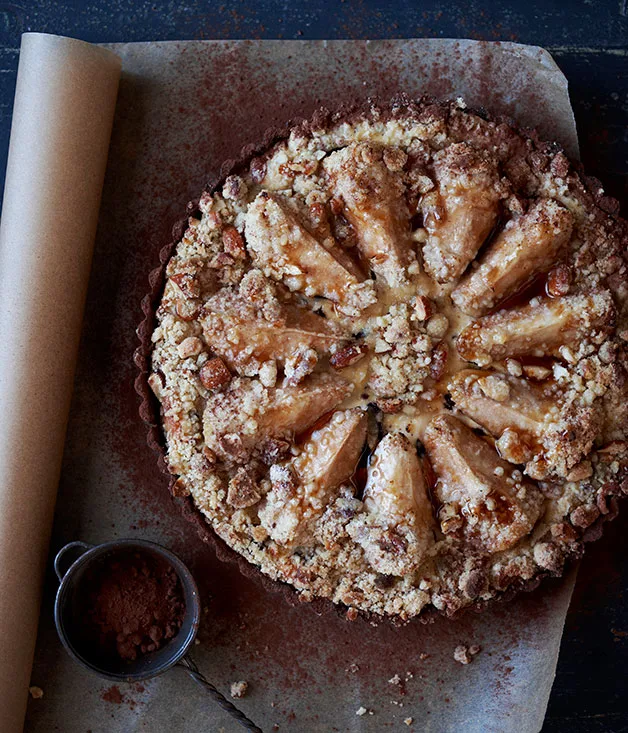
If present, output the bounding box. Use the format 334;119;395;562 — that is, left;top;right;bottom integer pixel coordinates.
54;541;94;582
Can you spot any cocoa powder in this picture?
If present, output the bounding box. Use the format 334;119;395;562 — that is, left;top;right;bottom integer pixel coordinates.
77;550;185;662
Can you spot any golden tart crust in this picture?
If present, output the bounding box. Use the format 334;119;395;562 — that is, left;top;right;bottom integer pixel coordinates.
149;97;628;620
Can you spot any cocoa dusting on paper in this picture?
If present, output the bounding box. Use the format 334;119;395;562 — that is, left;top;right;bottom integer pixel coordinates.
77;550;185;662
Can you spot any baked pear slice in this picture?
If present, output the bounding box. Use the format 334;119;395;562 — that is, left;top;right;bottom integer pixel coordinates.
348;433;435;576
456;291;615;365
245;191;375;315
201;289;346;372
324;142;411;289
421;143;503;283
449;369;600;478
259;408;367;547
452;199;573;316
203;373;353;462
423;415;544;553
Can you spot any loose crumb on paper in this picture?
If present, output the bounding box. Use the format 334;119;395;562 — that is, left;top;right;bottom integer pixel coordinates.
356;706;374;716
29;686;44;699
230;680;248;698
388;673;401;685
404;718;414;726
453;644;482;664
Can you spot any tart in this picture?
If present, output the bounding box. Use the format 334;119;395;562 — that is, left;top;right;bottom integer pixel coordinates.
147;97;628;620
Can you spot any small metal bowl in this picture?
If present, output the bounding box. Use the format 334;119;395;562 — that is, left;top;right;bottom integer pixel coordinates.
54;538;201;682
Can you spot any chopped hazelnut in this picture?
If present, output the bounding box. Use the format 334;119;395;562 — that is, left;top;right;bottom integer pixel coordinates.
330;343;368;370
177;336;203;358
199;357;231;390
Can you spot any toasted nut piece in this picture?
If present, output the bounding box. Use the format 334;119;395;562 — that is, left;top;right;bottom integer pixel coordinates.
227;467;262;509
546;263;572;298
177;336;203;358
325;142;411;289
456;291;615;364
222;225;246;259
330;343;368;370
350;433;435;575
259;408;367;546
203;373;353;461
421;143;503;283
414;295;433;321
429;342;448;381
170;272;201;298
199;357;232;390
452;200;573;316
245;191;374;314
202;289;346;371
148;372;165;401
423;415;543;553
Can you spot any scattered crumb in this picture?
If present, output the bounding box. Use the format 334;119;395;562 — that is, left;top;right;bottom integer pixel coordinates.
29;686;44;699
356;707;368;716
404;718;414;727
271;701;277;708
419;652;429;661
454;644;481;664
388;673;401;685
194;638;201;645
391;700;404;707
405;671;414;681
347;663;360;673
230;680;248;698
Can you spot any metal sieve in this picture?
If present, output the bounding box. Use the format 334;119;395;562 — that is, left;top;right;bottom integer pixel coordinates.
54;538;261;732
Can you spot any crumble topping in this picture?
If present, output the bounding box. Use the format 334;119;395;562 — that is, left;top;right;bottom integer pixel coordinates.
151;97;628;620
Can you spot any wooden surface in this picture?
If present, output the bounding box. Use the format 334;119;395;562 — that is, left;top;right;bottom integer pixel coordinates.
1;2;627;731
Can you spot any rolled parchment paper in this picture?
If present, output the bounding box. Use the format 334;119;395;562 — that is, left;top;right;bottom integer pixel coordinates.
0;33;120;733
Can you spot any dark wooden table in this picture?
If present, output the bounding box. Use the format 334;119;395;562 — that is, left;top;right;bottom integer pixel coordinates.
1;2;627;731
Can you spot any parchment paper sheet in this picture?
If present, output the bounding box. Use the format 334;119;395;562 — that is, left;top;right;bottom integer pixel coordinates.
0;33;120;733
7;38;580;733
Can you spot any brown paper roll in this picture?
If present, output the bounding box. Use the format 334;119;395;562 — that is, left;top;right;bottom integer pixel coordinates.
0;33;120;733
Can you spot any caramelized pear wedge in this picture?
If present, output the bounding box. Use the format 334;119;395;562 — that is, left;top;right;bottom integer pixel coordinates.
259;408;368;547
203;373;353;462
449;369;600;478
423;415;544;553
201;289;346;371
324;142;411;289
244;191;375;314
456;290;615;365
421;143;503;283
348;433;435;576
452;199;574;316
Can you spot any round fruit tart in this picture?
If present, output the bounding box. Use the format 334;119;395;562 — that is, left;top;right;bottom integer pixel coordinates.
147;96;628;620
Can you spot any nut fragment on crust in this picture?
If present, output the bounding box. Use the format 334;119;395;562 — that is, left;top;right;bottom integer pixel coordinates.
222;225;246;259
199;357;232;390
546;263;572;298
230;681;248;699
177;336;203;358
227;467;262;509
421;143;504;283
330;342;368;369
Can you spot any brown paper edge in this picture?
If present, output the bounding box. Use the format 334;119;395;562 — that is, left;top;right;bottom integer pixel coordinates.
0;33;120;733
